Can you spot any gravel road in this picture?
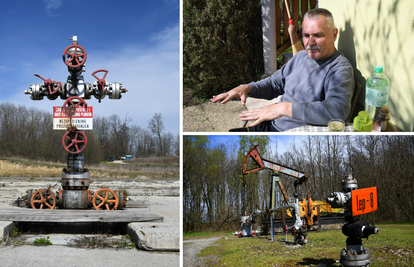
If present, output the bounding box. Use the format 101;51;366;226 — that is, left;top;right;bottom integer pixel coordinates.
183;237;223;267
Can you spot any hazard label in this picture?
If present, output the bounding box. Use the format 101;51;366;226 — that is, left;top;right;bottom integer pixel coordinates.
351;187;377;216
53;106;93;130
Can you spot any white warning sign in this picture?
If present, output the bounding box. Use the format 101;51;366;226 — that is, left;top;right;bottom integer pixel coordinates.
53;106;93;130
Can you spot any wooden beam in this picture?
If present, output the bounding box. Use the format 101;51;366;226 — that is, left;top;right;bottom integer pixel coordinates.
0;208;163;223
292;0;300;29
283;0;290;43
276;0;281;50
277;41;293;55
301;0;308;18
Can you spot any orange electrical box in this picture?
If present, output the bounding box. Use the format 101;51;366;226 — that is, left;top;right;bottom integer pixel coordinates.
351;187;377;216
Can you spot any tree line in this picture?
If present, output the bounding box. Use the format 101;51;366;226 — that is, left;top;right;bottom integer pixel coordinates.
183;135;414;233
0;102;179;163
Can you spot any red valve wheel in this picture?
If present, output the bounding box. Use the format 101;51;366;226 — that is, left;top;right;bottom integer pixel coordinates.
62;44;87;68
62;129;87;154
63;96;88;117
92;69;108;94
92;188;119;210
31;189;56;209
34;74;61;95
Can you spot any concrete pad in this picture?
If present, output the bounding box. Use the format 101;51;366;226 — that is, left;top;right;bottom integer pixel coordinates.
127;220;179;251
0;221;14;241
127;196;179;251
0;245;178;267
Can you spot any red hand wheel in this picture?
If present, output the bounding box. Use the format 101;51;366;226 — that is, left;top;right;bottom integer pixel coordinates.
34;74;61;95
62;44;87;68
92;69;109;94
62;129;87;154
62;96;88;117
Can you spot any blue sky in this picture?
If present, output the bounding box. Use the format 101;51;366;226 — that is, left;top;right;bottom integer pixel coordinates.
207;135;298;156
0;0;179;134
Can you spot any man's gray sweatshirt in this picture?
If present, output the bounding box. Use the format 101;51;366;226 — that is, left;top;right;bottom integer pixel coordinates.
248;49;354;131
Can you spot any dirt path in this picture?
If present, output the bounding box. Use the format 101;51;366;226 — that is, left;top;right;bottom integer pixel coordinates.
183;237;223;267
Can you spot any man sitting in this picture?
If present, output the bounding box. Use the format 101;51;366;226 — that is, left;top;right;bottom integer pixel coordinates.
211;8;354;132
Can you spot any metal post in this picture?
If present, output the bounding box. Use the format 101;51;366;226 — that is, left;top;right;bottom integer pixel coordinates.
317;205;321;231
270;212;274;241
270;174;278;241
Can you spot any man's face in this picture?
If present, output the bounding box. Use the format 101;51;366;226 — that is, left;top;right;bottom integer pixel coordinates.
302;16;338;61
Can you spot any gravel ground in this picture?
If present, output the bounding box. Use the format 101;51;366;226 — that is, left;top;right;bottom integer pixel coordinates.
183;100;247;132
183;237;223;267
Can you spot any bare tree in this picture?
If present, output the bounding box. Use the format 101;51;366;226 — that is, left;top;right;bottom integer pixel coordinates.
148;113;164;156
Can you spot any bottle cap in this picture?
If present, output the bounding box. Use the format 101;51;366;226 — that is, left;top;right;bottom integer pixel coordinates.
374;66;383;73
353;111;373;132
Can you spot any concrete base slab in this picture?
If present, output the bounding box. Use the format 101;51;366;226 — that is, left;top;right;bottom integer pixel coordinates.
0;221;14;241
0;245;178;267
127;219;179;251
127;196;180;251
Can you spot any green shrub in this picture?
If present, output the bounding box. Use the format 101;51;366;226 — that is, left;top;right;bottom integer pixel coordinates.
183;0;264;99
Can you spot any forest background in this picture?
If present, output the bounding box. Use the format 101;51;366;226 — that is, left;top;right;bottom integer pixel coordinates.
183;135;414;233
0;102;179;164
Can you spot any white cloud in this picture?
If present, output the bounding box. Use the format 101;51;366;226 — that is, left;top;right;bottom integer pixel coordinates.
44;0;65;17
44;0;62;10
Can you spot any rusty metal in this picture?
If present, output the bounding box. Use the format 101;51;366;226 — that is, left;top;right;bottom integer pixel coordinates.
31;189;56;209
87;190;93;207
242;145;312;243
115;190;127;209
242;145;308;181
92;188;119;210
276;180;290;206
61;190;89;209
57;189;63;207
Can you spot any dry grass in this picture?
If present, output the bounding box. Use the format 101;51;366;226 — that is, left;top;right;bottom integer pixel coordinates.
0;160;62;177
0;157;179;179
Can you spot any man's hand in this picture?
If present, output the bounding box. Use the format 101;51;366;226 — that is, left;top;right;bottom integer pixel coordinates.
240;102;292;127
211;84;251;106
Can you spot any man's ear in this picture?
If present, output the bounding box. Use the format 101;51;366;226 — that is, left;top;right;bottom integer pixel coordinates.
333;28;338;41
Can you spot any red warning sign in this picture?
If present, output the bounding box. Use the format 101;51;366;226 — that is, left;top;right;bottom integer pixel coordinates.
351;187;377;216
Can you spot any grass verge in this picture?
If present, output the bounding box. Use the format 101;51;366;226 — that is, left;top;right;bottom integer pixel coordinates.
183;231;234;241
193;224;414;267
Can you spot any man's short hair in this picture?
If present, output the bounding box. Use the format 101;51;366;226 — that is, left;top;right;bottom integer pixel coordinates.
303;8;336;30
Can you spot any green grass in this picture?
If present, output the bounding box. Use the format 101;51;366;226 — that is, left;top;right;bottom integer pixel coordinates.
183;231;233;240
34;236;52;246
193;224;414;267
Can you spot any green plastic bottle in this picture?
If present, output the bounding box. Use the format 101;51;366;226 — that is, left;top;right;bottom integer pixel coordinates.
364;66;390;121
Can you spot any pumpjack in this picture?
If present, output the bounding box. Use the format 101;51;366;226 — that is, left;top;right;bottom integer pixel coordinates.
239;145;313;245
